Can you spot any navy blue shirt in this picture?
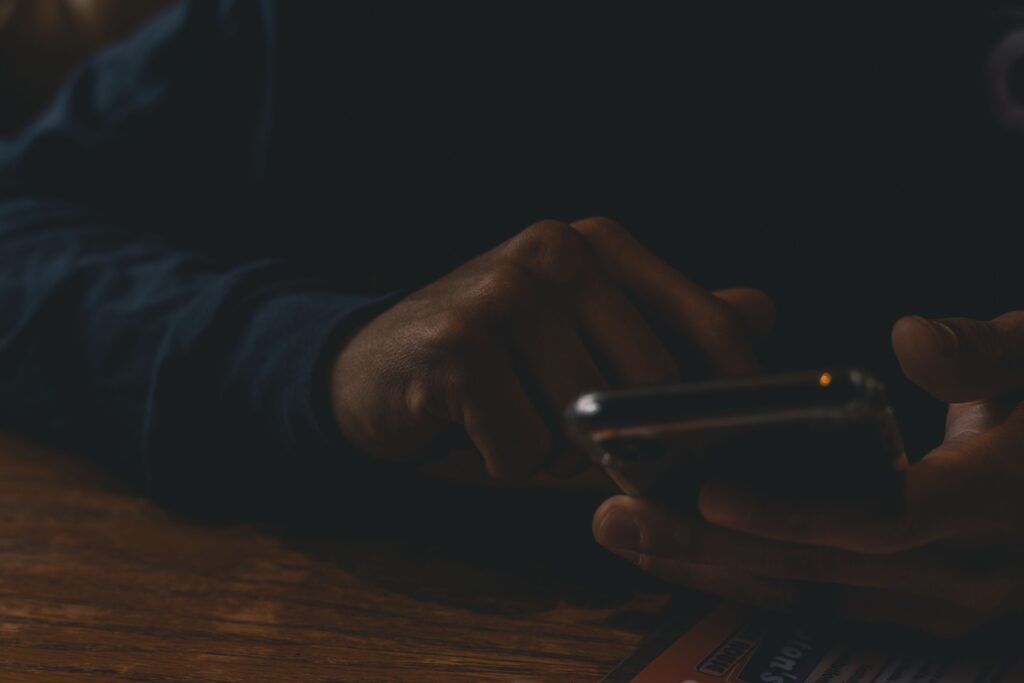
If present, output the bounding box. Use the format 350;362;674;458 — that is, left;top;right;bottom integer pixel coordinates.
1;1;1020;504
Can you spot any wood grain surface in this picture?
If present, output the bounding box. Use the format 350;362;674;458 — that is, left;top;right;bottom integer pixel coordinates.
0;433;706;682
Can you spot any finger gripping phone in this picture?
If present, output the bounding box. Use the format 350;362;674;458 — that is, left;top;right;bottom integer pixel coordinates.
566;369;905;499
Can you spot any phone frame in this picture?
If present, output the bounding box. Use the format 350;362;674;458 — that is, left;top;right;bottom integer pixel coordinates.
566;368;905;497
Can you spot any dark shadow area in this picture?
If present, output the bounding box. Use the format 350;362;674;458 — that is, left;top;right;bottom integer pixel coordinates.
252;462;675;623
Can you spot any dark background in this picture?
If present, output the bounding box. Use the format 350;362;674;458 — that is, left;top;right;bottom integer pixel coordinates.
17;2;1017;466
259;3;1023;458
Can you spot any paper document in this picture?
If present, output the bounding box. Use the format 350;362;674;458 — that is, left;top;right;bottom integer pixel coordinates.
626;603;1022;683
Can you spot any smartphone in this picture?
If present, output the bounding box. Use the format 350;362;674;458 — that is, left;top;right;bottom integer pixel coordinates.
565;368;905;499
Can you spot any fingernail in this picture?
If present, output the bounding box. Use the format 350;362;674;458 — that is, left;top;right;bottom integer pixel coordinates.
911;316;959;358
598;511;641;551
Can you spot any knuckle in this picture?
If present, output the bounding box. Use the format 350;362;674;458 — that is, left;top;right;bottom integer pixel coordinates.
431;303;511;357
507;219;589;282
430;312;479;349
480;262;532;294
571;215;626;241
404;377;437;421
478;263;541;311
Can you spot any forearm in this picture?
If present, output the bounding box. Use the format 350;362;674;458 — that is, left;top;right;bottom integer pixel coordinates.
0;0;391;507
0;195;388;507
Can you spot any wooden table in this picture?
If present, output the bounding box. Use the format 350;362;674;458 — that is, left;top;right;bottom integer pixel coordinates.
0;433;703;682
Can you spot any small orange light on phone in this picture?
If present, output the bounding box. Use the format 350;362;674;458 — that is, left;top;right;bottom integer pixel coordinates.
818;372;833;387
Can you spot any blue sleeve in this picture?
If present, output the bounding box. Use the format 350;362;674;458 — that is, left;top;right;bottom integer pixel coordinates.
0;0;385;507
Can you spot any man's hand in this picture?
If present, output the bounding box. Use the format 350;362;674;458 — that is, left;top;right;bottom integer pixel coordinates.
593;311;1024;637
331;217;774;482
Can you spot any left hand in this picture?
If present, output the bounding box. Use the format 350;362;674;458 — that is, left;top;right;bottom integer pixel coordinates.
593;311;1024;636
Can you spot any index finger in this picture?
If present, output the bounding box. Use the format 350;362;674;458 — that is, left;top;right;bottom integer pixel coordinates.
570;217;762;377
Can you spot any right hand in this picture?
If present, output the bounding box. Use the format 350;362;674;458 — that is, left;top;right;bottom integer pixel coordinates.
330;217;775;481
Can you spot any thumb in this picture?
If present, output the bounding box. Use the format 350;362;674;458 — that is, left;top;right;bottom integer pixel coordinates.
892;311;1024;403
